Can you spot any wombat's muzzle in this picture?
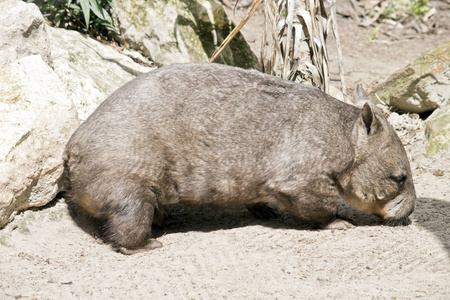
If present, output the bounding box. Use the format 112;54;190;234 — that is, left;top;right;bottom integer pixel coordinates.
383;198;415;226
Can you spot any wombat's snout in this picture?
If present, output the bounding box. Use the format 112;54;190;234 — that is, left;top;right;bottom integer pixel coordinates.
381;194;415;227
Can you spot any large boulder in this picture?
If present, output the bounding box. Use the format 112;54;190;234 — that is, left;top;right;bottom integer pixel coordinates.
47;26;154;121
371;41;450;113
0;0;51;64
0;0;155;228
425;105;450;157
112;0;260;69
0;55;79;228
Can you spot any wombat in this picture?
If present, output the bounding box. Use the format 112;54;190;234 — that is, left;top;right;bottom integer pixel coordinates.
63;63;416;254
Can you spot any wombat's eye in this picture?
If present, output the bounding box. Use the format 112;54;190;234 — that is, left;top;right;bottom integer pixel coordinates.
389;175;406;188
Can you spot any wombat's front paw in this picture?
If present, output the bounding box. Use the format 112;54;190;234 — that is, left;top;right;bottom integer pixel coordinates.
323;218;355;230
116;239;163;255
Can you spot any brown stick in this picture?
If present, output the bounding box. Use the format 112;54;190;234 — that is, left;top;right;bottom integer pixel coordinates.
209;0;264;63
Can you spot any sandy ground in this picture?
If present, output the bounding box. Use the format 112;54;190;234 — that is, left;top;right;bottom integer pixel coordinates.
1;2;450;299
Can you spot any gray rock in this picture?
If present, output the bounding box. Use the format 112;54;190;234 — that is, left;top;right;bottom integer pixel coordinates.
0;55;79;228
47;26;155;121
371;41;450;113
112;0;260;69
0;0;160;228
0;0;51;64
425;105;450;157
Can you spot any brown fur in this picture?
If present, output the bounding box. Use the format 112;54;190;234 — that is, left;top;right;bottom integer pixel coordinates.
63;63;416;254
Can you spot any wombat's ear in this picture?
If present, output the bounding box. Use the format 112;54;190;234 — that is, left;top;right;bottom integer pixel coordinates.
360;102;382;135
361;102;373;134
352;102;383;158
353;84;382;135
353;84;370;105
352;102;383;160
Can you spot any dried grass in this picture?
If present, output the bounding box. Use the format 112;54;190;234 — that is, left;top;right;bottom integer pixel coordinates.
211;0;349;102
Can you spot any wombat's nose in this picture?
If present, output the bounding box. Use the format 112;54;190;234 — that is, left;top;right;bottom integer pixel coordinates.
383;198;415;227
406;200;415;216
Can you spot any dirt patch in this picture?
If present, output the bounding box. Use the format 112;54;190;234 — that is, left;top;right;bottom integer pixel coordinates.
1;2;449;299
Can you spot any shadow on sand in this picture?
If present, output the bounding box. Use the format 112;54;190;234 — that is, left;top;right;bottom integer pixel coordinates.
413;197;450;256
64;195;449;257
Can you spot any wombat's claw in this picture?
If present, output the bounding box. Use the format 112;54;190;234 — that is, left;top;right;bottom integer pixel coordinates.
324;219;355;230
116;239;163;255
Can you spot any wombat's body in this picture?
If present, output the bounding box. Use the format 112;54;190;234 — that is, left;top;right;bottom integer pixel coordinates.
64;63;415;254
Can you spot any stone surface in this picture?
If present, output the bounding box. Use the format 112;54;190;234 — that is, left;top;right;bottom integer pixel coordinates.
0;0;51;64
112;0;260;69
47;26;154;120
0;55;79;228
0;0;158;228
425;105;450;157
371;41;450;113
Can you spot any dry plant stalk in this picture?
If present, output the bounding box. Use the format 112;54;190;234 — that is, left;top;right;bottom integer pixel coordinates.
212;0;348;102
209;0;264;63
328;0;347;101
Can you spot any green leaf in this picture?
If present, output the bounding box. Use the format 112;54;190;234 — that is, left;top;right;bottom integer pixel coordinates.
55;12;62;27
89;0;114;28
90;0;106;18
79;0;91;30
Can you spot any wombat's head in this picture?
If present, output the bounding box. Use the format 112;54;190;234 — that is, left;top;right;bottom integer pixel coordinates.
339;86;416;226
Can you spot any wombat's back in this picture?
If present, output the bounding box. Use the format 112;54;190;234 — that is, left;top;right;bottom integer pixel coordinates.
76;62;359;155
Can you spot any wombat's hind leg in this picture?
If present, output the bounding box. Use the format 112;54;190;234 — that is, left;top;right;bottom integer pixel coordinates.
103;188;163;255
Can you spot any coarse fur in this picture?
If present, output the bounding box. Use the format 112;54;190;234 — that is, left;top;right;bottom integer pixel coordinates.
63;63;416;254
